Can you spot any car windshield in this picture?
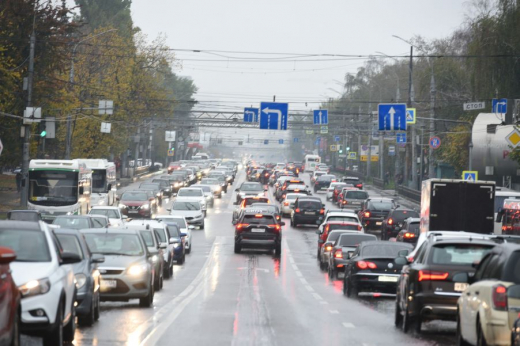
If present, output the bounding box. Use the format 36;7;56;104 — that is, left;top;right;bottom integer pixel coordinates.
140;184;159;190
338;234;376;247
392;210;419;221
0;229;51;262
178;189;203;197
53;217;90;230
197;185;211;193
286;194;305;201
430;244;493;266
241;183;263;191
287;185;306;190
362;243;411;257
242;215;275;225
153;228;167;243
139;230;155;247
161;218;187;228
327;216;357;223
121;192;148;201
90;217;108;228
346;191;369;199
173;201;201;210
317;176;335;182
201;179;218;185
84;233;144;256
56;234;84;259
90;209;120;219
369;202;393;210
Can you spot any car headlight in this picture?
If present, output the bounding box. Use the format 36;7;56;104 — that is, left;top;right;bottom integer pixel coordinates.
156;192;161;197
239;192;245;197
151;255;158;263
173;242;180;248
75;273;87;289
258;192;264;196
174;183;180;187
141;204;150;210
19;278;51;298
127;263;148;276
118;203;127;209
215;186;221;191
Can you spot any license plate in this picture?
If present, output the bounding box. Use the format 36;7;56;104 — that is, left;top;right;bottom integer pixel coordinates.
378;276;398;282
305;212;315;215
100;280;117;288
251;228;265;233
128;210;138;214
454;283;469;292
376;221;382;226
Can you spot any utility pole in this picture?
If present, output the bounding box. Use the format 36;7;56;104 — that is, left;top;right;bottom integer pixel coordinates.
420;125;425;190
21;28;36;207
428;73;436;178
407;46;418;189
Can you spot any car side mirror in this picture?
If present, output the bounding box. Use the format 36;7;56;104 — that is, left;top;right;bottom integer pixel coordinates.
397;249;409;257
91;254;105;264
264;187;268;191
115;195;120;201
452;272;469;283
232;220;237;225
235;188;239;192
159;242;168;249
322;204;326;208
61;251;82;265
394;257;408;265
169;237;176;244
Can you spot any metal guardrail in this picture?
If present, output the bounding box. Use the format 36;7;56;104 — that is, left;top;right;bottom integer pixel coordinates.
397;185;421;203
372;178;384;189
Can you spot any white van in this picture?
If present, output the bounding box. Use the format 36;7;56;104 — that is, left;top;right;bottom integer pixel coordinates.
304;155;321;173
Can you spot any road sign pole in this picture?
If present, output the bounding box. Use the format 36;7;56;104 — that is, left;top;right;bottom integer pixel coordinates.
367;112;372;178
429;73;436;178
380;132;384;181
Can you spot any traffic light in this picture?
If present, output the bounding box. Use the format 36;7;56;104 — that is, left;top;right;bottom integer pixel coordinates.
39;121;47;137
346;146;351;151
338;145;343;154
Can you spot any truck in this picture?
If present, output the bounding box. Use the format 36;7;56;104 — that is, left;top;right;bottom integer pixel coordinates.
420;179;495;235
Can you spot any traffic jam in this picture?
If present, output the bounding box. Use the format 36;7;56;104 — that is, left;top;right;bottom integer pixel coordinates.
1;156;520;345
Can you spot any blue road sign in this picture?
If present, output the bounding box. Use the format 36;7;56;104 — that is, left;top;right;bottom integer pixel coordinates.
378;103;407;131
396;133;406;144
264;140;269;145
279;139;284;144
260;102;288;130
463;171;477;181
293;137;299;143
313;111;320;125
406;108;416;124
334;135;340;142
243;107;258;123
313;109;328;125
429;136;441;149
492;98;507;114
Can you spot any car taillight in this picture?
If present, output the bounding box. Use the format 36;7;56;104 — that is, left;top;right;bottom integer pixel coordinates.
269;224;281;231
334;249;343;258
364;211;370;218
343;200;347;204
236;223;249;230
265;173;269;177
284;202;289;206
388;218;393;225
294;189;300;192
331;180;336;182
418;270;449;282
334;190;339;195
404;232;415;238
282;194;286;199
357;225;362;231
325;245;332;251
357;261;377;269
492;285;508;311
320;209;325;214
282;186;286;190
356;184;362;188
324;224;330;232
295;208;300;213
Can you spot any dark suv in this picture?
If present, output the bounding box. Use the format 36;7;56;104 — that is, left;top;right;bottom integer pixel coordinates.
381;207;419;240
290;197;325;227
233;210;284;255
395;235;495;334
314;175;337;193
358;198;396;231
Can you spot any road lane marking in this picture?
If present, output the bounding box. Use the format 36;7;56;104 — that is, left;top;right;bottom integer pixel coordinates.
329;310;339;314
312;293;323;300
304;285;314;292
342;322;355;328
299;278;308;285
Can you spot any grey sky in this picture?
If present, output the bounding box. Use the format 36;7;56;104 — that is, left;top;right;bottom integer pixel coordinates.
131;0;470;113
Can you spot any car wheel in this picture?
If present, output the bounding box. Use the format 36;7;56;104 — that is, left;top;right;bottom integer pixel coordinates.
346;278;358;298
139;282;154;308
201;222;205;230
78;293;96;326
477;317;488;346
10;307;20;346
319;259;326;271
274;243;282;256
43;300;63;346
178;254;185;265
63;296;76;343
154;273;161;291
290;217;294;227
159;275;163;290
186;246;191;254
456;311;471;346
394;299;403;328
401;300;413;333
94;293;100;321
169;262;174;277
234;243;241;254
415;314;422;334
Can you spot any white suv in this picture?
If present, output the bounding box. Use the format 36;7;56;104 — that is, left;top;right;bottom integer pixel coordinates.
0;220;81;346
176;188;207;213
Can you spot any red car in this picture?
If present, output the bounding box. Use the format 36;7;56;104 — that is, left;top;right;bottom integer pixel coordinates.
0;247;20;346
168;161;181;174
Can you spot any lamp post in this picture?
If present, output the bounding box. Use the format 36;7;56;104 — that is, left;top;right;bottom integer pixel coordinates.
66;29;118;159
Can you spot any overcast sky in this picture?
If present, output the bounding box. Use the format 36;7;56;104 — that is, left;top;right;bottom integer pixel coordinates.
131;0;470;114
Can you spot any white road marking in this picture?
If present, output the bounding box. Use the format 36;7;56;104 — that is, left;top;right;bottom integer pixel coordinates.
320;301;329;305
342;322;355;328
295;271;302;277
304;285;314;292
329;310;339;314
299;278;308;285
312;293;323;300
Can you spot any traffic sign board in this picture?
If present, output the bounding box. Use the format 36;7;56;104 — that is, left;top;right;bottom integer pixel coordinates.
492;99;507;114
388;145;395;156
396;133;406;144
378;103;407;131
463;102;485;111
506;128;520;148
279;139;284;144
330;145;337;152
462;171;478;181
244;108;258;123
260;102;288;130
313;110;328;125
429;136;441;150
334;135;340;142
406;108;416;124
347;152;357;160
167;148;175;157
293;137;299;143
320;126;328;134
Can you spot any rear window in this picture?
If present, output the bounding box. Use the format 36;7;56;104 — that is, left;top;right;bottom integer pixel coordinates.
392;210;419;221
505;251;520;283
406;222;420;233
56;234;84;259
368;201;393;210
139;230;155;247
244;198;269;207
327;216;357;223
330;224;359;231
178;189;203;197
242;215;275;225
338;234;376;246
333;184;348;191
317;175;334;181
362;243;411;257
346;191;368;199
297;200;322;209
327;231;352;242
430;244;493;266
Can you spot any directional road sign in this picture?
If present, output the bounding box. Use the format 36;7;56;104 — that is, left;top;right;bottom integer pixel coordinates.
293;137;299;143
406;108;416;124
462;171;478;181
334;135;340;142
378;103;407;131
244;107;259;123
429;136;441;150
313;109;328;125
492;99;507;114
396;133;406;144
260;102;288;130
279;139;284;144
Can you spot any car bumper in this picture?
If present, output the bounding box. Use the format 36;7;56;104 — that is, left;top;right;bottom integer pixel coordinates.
412;293;460;321
98;274;153;301
75;289;94;316
364;218;384;229
124;209;152;218
294;214;323;224
185;217;204;226
20;288;61;331
281;205;293;214
172;246;185;260
236;233;280;248
352;273;399;293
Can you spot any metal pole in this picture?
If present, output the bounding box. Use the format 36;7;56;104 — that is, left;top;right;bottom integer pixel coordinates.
420;126;425;189
429;71;436;178
469;142;473;171
380;132;384;180
408;46;418;188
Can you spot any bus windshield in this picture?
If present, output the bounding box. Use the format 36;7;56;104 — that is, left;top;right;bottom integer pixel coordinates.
29;170;79;205
91;170;106;193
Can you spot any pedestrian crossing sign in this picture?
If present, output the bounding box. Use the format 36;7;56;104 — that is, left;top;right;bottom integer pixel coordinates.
347;152;357;160
406;108;416;124
462;171;478;181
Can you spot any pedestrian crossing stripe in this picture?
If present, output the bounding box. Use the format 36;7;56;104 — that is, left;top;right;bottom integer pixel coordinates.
406;108;416;124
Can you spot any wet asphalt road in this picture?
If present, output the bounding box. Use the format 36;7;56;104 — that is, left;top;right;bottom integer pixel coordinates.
23;170;456;346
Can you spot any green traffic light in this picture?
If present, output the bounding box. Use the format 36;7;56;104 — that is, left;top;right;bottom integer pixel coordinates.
339;150;343;154
40;131;47;137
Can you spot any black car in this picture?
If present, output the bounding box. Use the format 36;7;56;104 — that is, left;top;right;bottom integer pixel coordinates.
290;197;325;227
139;183;163;206
358;198;396;231
233;210;284;255
245;203;282;224
343;241;413;296
396;217;421;245
381;207;419;240
328;233;377;279
7;210;43;222
395;235;495;334
152;179;174;197
314;174;337;193
164;223;186;264
161;175;186;193
55;228;105;326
